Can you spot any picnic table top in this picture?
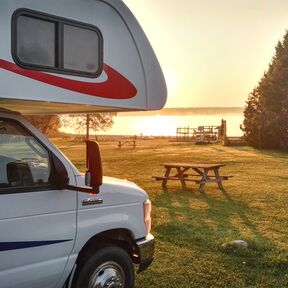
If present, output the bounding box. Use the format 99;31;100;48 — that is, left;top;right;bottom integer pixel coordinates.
161;163;225;169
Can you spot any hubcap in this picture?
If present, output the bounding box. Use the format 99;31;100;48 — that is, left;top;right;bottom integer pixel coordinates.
88;261;125;288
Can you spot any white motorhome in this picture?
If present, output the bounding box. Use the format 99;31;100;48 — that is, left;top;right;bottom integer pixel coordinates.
0;1;167;287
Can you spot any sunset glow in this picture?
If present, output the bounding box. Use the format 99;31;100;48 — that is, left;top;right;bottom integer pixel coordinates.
124;0;288;108
90;112;243;137
133;115;176;136
163;70;177;101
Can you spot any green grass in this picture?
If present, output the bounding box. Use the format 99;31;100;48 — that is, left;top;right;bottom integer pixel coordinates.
53;138;288;288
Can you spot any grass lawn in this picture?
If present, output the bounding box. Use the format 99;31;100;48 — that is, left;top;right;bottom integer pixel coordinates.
53;138;288;288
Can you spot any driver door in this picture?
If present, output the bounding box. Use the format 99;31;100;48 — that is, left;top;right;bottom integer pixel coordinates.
0;117;76;288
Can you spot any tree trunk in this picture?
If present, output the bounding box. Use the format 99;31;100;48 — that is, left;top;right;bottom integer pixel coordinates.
86;114;90;140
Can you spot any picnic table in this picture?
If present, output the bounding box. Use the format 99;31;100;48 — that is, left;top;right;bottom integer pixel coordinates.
117;140;136;148
153;163;230;192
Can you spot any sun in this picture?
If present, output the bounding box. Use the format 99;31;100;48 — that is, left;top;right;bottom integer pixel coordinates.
136;115;176;136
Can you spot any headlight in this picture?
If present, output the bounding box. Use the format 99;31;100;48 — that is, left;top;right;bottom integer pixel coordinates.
143;199;152;233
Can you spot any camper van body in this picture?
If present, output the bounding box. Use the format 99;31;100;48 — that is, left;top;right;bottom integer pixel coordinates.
0;0;166;287
0;0;166;114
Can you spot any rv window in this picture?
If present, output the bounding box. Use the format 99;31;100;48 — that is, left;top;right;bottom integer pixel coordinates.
64;24;100;73
17;16;56;67
12;9;103;78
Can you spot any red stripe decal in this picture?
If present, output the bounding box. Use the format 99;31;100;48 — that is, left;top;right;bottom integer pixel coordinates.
0;59;137;99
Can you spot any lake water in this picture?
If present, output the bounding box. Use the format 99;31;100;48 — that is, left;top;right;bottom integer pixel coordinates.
101;108;244;137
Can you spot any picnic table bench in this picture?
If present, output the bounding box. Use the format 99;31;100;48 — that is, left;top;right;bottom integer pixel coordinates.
153;162;231;192
117;140;136;148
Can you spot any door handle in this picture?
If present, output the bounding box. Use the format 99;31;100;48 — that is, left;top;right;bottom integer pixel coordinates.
82;197;103;206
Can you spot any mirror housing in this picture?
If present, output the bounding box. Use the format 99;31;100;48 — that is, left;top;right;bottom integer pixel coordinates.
85;140;103;194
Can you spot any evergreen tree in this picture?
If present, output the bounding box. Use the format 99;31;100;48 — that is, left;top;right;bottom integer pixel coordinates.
243;32;288;150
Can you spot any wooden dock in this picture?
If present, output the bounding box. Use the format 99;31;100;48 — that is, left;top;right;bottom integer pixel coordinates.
175;120;227;143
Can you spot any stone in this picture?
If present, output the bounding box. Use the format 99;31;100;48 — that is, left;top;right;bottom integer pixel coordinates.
222;240;249;249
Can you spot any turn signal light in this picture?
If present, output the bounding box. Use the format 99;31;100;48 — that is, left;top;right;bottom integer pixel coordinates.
143;199;152;233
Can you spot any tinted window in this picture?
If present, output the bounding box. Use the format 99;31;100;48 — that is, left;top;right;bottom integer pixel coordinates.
17;16;56;67
0;119;51;191
64;24;100;73
12;9;102;78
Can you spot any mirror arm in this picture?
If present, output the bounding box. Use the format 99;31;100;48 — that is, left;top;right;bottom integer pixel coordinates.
65;184;99;194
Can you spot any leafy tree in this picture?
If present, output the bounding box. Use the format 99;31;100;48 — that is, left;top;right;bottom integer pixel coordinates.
243;31;288;150
65;113;116;139
25;115;61;136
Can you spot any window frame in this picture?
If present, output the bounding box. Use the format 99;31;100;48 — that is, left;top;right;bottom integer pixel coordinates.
11;8;103;78
0;117;61;195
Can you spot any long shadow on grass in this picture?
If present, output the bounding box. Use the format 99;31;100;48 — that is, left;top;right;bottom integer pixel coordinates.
153;188;274;252
152;189;286;286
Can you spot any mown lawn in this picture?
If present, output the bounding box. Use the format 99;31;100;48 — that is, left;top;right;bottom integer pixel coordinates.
53;138;288;288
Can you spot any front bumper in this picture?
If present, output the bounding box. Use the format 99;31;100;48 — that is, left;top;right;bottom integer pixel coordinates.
135;233;155;273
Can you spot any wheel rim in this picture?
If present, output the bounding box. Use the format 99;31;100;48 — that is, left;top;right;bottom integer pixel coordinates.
88;261;125;288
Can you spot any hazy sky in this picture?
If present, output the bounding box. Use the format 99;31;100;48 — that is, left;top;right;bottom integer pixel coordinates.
123;0;288;108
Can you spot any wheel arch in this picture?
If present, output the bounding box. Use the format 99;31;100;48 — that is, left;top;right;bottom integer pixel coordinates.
75;228;136;268
66;229;136;287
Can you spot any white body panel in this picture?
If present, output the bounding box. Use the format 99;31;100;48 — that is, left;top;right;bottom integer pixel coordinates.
0;1;158;285
0;194;76;288
0;112;148;288
74;176;147;253
0;0;167;114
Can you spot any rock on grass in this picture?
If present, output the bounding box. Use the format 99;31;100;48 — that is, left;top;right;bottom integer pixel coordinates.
222;240;249;249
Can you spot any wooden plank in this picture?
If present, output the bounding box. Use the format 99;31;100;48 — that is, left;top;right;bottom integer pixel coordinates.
199;168;208;193
162;163;225;169
214;168;224;189
162;167;171;188
176;167;186;189
152;176;197;182
152;176;231;181
183;174;233;179
195;179;220;184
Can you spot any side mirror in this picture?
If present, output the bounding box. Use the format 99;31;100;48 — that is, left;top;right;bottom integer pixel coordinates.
50;153;69;189
85;140;103;193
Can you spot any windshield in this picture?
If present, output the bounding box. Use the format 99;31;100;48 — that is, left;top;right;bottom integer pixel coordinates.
0;118;51;189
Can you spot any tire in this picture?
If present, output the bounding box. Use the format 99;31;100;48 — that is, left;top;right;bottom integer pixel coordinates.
72;246;135;288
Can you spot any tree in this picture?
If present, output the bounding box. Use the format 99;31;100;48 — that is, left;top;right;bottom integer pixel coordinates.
25;115;61;136
65;113;116;139
243;31;288;150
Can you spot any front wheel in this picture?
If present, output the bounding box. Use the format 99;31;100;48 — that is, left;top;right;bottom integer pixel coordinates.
72;246;134;288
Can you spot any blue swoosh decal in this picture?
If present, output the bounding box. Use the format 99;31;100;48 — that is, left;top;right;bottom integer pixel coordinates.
0;239;73;251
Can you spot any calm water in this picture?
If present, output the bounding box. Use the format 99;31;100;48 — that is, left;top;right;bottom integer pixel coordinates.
102;109;244;137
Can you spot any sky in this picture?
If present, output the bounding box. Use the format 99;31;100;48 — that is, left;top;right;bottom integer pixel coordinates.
123;0;288;108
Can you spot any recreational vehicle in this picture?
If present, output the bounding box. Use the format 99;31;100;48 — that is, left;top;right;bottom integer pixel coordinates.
0;0;167;287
